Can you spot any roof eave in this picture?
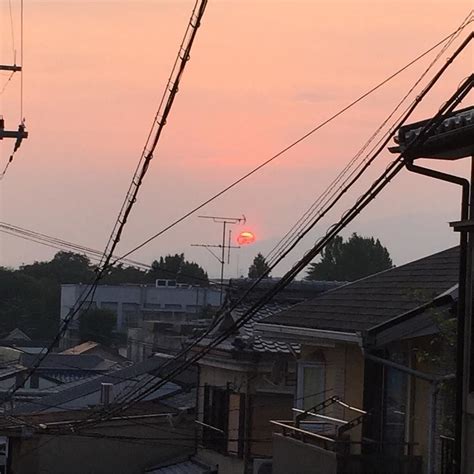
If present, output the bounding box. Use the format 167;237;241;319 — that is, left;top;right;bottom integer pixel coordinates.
255;322;361;346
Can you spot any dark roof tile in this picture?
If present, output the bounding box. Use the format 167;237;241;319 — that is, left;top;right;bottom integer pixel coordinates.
261;246;459;333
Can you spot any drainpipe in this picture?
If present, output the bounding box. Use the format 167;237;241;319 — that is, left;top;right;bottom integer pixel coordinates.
428;381;439;474
363;351;454;474
404;160;469;474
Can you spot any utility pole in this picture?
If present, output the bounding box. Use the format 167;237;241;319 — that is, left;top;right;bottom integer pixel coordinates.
0;63;28;145
193;215;245;303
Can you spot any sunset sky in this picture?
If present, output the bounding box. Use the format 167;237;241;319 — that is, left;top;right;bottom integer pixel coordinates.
0;0;473;278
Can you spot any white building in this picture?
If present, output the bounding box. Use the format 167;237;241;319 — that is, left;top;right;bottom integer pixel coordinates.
60;281;221;349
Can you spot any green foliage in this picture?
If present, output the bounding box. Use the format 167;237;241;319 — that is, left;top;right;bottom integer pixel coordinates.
306;233;392;281
20;251;95;284
414;305;457;436
198;304;218;319
149;253;209;286
101;264;148;285
248;253;271;279
0;267;58;339
1;251;209;340
79;308;116;346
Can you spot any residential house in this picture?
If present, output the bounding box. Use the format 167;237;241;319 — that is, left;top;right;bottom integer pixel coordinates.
256;246;459;474
2;354;200;474
0;328;49;356
194;279;341;474
0;351;129;405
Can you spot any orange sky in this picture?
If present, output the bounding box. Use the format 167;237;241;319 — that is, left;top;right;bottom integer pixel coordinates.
0;0;473;277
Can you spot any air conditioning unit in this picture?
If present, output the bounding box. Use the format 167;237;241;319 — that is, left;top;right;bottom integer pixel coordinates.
253;458;272;474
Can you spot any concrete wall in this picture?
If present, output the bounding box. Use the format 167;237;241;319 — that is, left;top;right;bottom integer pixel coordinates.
272;433;337;474
8;415;195;474
60;284;221;348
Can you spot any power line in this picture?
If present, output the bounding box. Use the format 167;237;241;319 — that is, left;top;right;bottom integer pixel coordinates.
0;0;209;406
88;59;474;428
113;21;472;265
110;32;474;408
264;13;473;268
0;221;225;287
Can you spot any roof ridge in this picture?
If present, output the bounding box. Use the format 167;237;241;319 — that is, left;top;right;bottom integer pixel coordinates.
305;245;459;298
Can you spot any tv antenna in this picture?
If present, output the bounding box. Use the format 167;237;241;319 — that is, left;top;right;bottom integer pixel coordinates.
192;214;245;303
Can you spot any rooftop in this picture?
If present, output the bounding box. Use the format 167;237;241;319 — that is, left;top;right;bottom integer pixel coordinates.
259;246;459;334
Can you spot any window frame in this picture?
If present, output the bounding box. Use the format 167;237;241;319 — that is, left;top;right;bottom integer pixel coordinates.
296;361;326;410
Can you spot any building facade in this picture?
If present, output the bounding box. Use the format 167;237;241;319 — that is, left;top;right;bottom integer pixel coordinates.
60;282;221;349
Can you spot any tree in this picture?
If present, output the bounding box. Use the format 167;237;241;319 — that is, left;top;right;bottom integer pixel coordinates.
0;267;58;339
306;233;392;281
148;253;209;286
79;308;116;346
20;251;95;284
248;253;271;279
101;264;148;285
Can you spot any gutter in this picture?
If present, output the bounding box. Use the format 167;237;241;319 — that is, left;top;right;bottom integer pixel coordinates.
256;322;361;344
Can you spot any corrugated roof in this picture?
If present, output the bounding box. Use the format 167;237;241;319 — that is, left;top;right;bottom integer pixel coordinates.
261;246;459;333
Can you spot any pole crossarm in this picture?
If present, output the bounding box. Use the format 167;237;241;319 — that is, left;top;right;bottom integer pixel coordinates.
0;64;21;72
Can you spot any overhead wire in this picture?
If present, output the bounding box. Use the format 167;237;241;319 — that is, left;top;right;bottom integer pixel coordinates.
264;11;473;268
84;48;474;428
3;12;470;434
8;0;16;60
0;220;225;287
0;71;15;95
112;20;472;266
20;0;24;121
0;0;209;405
108;29;474;405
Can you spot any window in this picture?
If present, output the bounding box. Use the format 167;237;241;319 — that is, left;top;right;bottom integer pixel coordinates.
297;362;325;410
203;386;229;453
382;354;408;456
202;385;246;457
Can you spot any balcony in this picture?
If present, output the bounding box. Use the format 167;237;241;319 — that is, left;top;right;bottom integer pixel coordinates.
270;396;422;474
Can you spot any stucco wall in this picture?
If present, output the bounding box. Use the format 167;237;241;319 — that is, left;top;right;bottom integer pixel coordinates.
300;342;365;452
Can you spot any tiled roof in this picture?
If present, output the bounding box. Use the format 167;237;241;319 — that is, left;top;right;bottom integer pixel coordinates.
202;281;342;355
233;303;300;353
261;246;459;333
